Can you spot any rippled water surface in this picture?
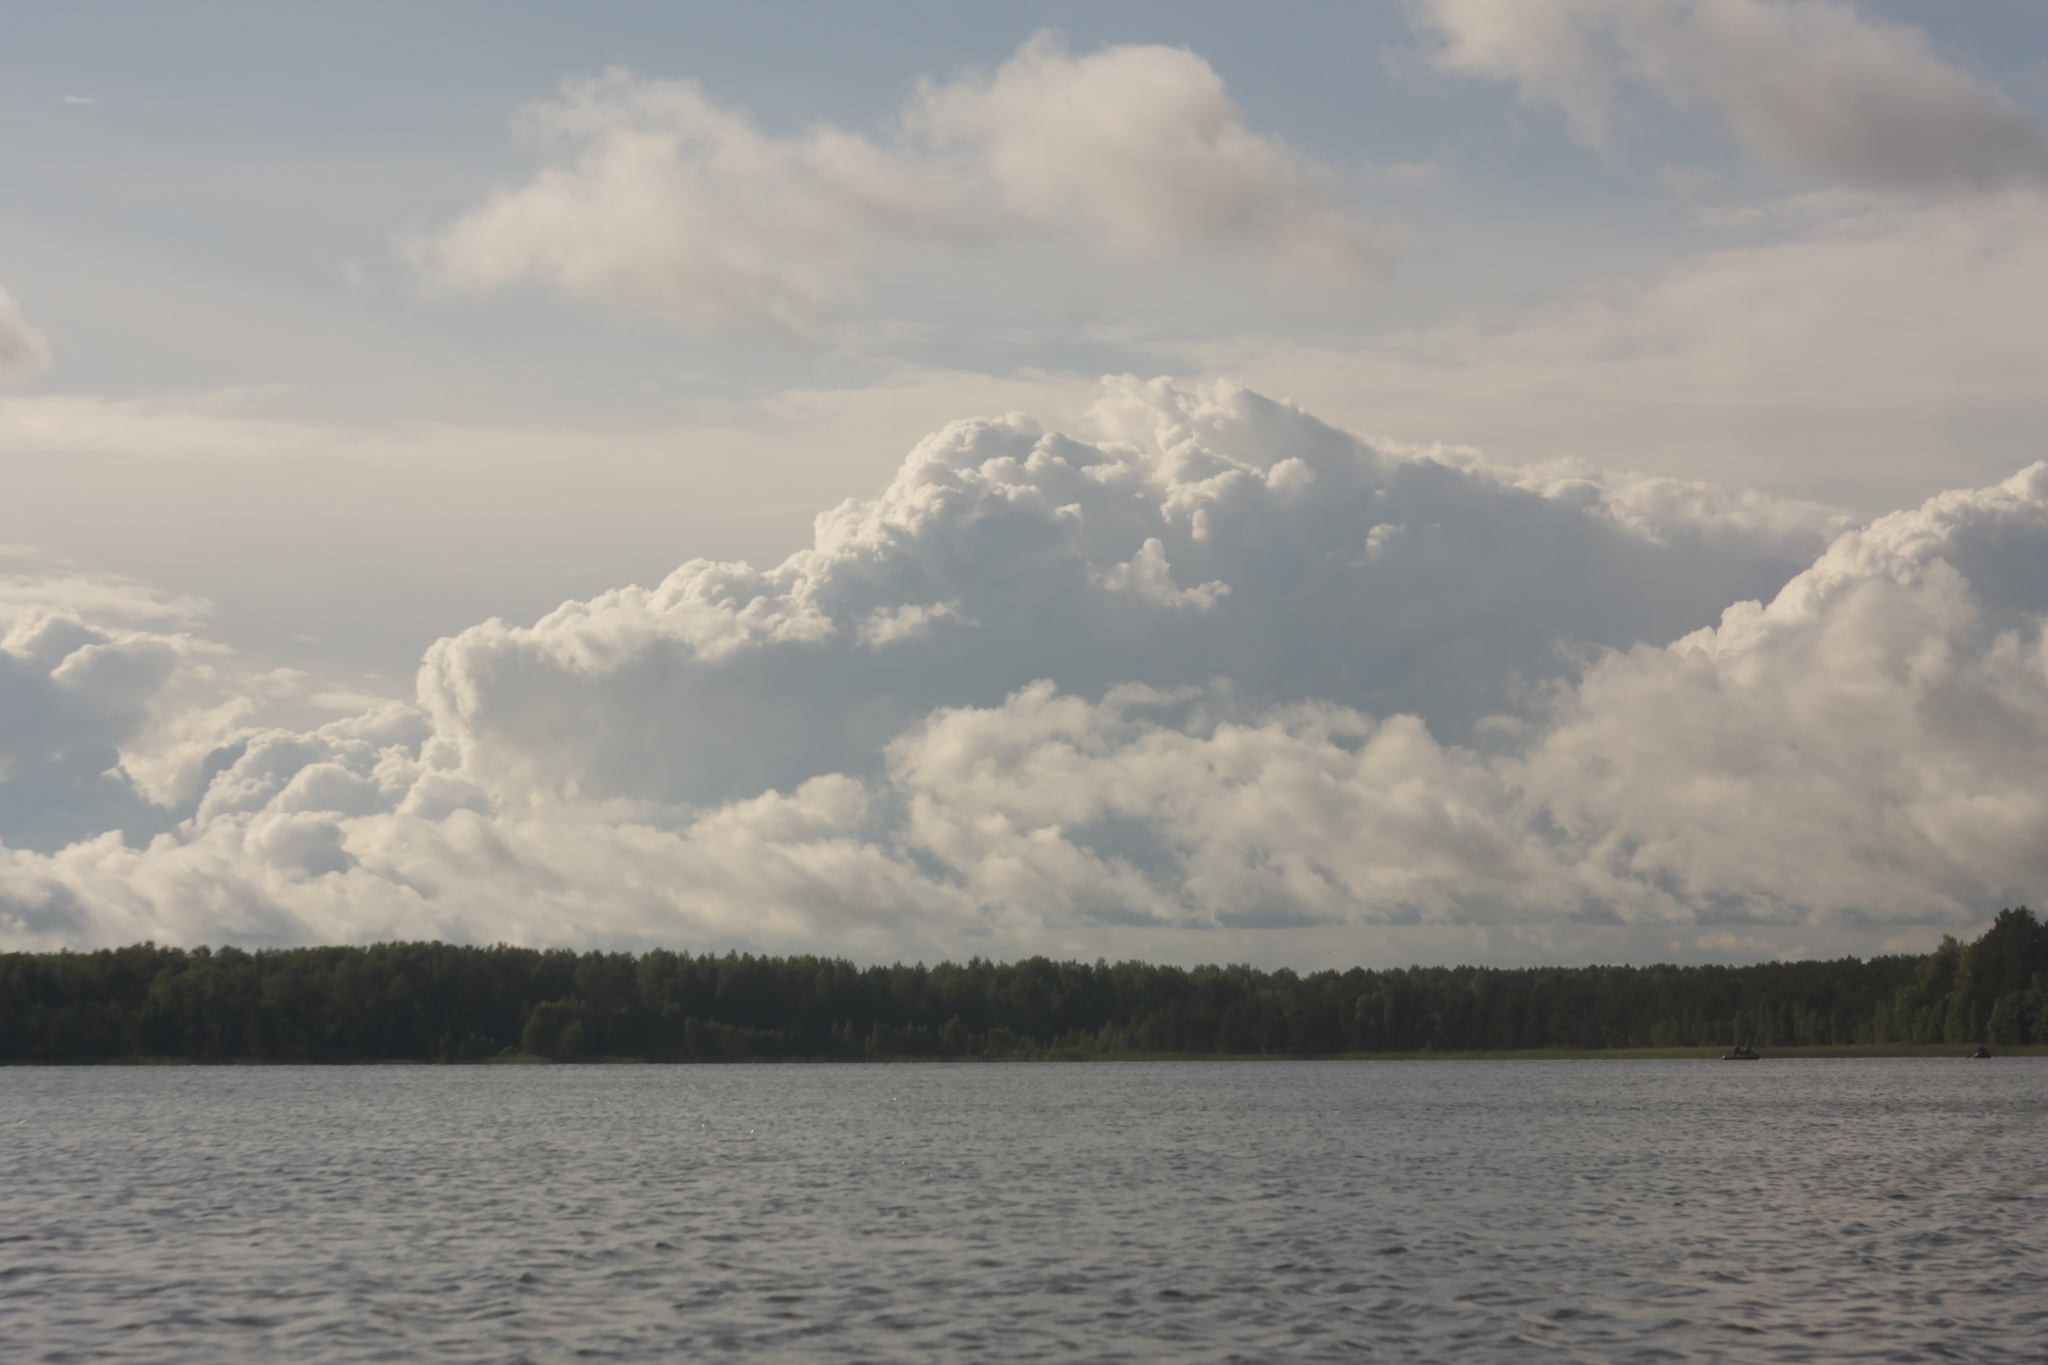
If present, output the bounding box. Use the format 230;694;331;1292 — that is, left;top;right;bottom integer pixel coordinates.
3;1060;2044;1362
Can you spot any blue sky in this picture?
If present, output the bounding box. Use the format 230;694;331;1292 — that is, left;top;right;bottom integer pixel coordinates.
1;2;2044;965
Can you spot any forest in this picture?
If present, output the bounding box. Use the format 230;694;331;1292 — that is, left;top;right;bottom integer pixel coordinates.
1;908;2042;1063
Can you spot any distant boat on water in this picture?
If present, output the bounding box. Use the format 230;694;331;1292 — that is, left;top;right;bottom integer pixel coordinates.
1721;1045;1760;1060
1971;1044;1992;1058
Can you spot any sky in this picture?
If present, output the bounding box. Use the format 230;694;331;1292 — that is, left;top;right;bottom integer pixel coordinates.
1;0;2044;968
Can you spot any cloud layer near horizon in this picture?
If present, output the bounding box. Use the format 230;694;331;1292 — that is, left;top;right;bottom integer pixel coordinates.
2;379;2041;965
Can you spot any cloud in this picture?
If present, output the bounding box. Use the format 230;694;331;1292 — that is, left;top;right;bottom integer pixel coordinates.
884;685;1537;933
0;380;2041;964
414;71;968;341
1510;463;2048;925
909;32;1368;267
408;378;1827;811
0;286;52;386
0;550;213;634
414;36;1370;339
1413;0;2048;194
1168;195;2048;510
860;451;2048;939
0;562;264;855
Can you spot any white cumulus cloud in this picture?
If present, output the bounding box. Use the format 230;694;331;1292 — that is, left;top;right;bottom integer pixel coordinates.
0;380;2040;965
1414;0;2048;194
407;378;1827;811
909;32;1368;266
0;559;279;856
1509;463;2048;924
414;36;1371;339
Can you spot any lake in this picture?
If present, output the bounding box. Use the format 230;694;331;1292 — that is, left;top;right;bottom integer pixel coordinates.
2;1060;2043;1362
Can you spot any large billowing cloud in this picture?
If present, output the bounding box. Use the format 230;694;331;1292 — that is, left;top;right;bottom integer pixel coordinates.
414;35;1368;339
1;380;2041;965
1414;0;2048;194
402;378;1830;816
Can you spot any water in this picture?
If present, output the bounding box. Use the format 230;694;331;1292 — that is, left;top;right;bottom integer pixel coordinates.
2;1060;2043;1363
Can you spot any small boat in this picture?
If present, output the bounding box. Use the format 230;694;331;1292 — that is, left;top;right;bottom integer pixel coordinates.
1971;1044;1992;1059
1721;1045;1760;1060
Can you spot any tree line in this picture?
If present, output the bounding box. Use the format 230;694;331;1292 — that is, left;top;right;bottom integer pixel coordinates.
1;908;2041;1063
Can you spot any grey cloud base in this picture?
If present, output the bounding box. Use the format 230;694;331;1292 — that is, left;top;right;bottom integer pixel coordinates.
1;380;2041;966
